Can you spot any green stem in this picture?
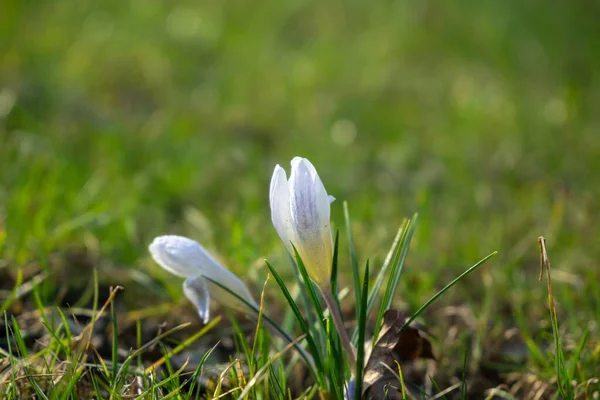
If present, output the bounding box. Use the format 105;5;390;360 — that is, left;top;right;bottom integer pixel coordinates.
322;286;357;372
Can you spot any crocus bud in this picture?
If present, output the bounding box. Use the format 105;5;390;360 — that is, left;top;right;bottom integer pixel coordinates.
269;157;335;287
149;235;257;323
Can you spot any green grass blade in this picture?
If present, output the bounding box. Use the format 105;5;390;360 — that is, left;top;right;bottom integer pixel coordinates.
343;202;361;318
204;276;318;378
187;342;219;397
291;244;326;333
285;252;319;337
460;349;469;400
250;279;269;374
401;251;497;331
538;237;573;399
330;230;340;299
228;308;254;375
354;260;369;400
351;220;405;346
568;329;589;381
10;316;28;358
59;369;83;400
142;319;217;374
366;220;406;318
55;308;73;358
373;215;417;340
265;261;325;386
325;317;344;399
290;243;329;360
8;317;49;399
236;332;308;400
110;287;119;385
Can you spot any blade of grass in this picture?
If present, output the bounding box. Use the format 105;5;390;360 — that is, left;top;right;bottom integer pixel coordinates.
59;367;84;400
325;317;345;399
138;357;193;398
110;286;119;385
401;251;497;331
343;202;361;317
251;275;271;374
4;312;18;398
205;275;318;378
143;317;220;374
460;349;469;400
10;316;28;358
55;308;73;359
286;252;318;336
6;318;49;399
568;329;589;382
237;333;306;400
292;244;326;333
264;262;325;385
330;230;340;301
395;361;408;400
538;236;573;399
352;220;406;346
354;260;369;400
373;215;417;340
187;342;219;396
366;222;405;316
228;308;254;376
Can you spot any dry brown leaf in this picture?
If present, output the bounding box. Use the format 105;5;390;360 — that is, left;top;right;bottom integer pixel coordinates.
362;309;435;399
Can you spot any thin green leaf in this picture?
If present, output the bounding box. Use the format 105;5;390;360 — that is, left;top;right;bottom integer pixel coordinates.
343;201;361;317
325;317;345;399
110;286;119;385
187;342;219;397
460;349;469;400
292;244;326;333
204;275;318;379
10;316;28;358
373;215;417;340
402;251;497;331
265;261;325;386
354;260;369;400
285;253;318;336
330;230;340;300
366;220;406;317
352;220;405;346
538;237;573;398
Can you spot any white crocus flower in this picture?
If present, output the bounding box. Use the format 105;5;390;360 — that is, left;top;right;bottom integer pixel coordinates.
269;157;335;288
149;235;257;323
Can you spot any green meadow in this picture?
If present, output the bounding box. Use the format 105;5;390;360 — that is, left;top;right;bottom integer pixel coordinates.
1;0;599;398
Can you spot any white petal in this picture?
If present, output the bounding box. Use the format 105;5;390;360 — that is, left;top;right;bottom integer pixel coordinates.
290;158;331;228
269;165;296;254
148;235;224;278
288;158;333;285
289;158;332;236
183;276;210;324
150;235;258;321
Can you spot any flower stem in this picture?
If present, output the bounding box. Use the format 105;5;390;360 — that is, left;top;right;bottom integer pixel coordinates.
321;286;357;372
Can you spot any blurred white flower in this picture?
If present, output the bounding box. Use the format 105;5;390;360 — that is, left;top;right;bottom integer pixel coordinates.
149;235;257;323
269;157;335;287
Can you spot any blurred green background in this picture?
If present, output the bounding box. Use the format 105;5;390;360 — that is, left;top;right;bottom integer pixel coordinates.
1;0;599;350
